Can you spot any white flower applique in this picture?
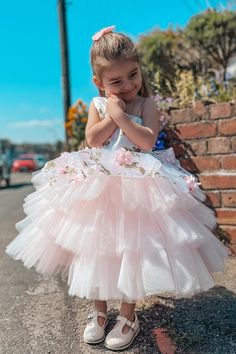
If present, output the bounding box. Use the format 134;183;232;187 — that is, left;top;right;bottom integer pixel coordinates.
183;175;201;192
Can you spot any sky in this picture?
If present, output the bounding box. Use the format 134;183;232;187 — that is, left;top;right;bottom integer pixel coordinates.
0;0;229;144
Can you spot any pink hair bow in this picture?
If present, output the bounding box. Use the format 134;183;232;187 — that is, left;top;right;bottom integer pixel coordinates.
92;25;115;41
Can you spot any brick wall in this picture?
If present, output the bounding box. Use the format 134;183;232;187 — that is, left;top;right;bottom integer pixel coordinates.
168;101;236;255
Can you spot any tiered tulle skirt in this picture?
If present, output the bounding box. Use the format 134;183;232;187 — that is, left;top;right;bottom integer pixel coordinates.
6;147;229;301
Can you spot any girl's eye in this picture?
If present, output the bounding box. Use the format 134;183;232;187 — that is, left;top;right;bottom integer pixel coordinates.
110;71;137;85
111;81;121;85
130;72;137;78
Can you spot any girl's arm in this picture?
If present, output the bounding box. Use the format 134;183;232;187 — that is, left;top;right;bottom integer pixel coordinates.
85;100;117;147
108;97;160;151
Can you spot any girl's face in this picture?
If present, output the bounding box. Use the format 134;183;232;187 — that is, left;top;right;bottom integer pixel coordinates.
94;59;143;103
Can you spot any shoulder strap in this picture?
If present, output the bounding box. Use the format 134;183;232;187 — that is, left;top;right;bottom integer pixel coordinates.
139;97;148;117
93;97;107;119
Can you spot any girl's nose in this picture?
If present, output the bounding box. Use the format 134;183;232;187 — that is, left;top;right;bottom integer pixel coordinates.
122;81;134;92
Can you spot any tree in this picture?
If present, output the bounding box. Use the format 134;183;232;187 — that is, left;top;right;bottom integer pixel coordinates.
185;9;236;80
138;28;204;96
138;28;179;95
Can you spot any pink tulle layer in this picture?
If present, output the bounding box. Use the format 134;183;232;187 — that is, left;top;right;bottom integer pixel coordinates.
6;148;229;301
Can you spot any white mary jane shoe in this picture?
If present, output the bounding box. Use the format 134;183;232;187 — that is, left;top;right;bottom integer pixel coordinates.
83;311;108;344
104;312;140;351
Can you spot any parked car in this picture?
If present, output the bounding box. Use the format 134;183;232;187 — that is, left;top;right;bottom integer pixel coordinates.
12;154;47;172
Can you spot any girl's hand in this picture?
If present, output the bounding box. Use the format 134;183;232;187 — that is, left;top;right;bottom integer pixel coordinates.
106;91;126;122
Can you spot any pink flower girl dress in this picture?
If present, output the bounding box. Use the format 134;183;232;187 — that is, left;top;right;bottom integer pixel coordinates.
6;96;229;302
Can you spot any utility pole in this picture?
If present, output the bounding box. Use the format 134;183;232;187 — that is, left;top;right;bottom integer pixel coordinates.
57;0;71;144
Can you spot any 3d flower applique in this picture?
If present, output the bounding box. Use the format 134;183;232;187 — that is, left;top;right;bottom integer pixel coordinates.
70;172;85;184
183;175;201;192
57;166;69;175
115;148;136;166
49;176;58;186
43;160;56;171
56;164;79;177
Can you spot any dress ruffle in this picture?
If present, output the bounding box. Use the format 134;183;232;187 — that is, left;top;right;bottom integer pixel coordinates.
6;147;229;301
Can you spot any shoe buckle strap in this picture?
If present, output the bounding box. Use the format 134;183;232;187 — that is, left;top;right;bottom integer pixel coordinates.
87;311;107;320
125;319;136;331
117;315;137;331
117;315;126;323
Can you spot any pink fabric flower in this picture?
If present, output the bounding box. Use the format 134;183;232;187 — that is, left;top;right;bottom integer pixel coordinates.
57;166;68;174
57;164;78;175
184;175;201;192
92;26;115;41
115;148;135;165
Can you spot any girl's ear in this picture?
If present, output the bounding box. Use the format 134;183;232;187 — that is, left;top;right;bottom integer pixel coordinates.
93;76;104;90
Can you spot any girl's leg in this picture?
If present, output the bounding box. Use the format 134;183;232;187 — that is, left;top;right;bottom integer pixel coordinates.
94;300;107;326
119;302;136;334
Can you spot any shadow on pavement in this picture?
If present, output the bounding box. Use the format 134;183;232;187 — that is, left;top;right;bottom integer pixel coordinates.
56;283;236;354
140;286;236;354
0;182;32;190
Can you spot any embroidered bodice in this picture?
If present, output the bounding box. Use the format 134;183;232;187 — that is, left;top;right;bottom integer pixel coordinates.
93;97;146;152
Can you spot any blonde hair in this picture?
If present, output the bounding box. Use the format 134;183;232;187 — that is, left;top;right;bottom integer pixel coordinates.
90;32;150;97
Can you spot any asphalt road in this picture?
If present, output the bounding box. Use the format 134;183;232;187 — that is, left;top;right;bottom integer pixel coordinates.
0;173;235;354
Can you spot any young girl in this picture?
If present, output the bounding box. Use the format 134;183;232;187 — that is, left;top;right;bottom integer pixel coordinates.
6;26;229;351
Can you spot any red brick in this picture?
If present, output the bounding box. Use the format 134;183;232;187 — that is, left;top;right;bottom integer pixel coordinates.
205;191;221;207
222;190;236;207
221;226;236;242
218;118;236;136
231;103;236;116
220;155;236;170
153;328;177;354
216;208;236;225
192;156;221;171
179;158;198;172
170;108;193;124
232;137;236;152
186;140;207;155
207;138;231;154
210;102;232;119
176;122;217;139
192;100;207;118
199;173;236;189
